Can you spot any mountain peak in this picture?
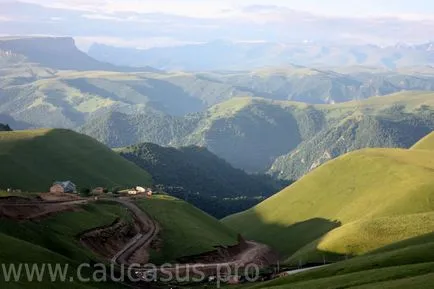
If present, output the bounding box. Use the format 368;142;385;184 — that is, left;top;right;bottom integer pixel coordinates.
0;36;158;72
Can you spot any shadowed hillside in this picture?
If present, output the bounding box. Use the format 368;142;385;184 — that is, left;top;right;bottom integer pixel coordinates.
0;129;152;191
117;142;280;198
0;123;11;131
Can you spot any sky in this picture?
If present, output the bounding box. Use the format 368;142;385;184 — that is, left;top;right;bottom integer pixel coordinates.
21;0;434;18
1;0;434;49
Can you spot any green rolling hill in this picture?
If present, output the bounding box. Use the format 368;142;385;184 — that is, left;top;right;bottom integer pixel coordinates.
222;132;434;263
0;197;238;287
411;131;434;151
245;233;434;289
0;129;152;191
0;202;130;288
135;195;238;264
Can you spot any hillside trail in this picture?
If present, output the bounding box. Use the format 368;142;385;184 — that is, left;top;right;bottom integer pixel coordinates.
1;196;276;276
106;199;278;273
109;198;160;266
234;240;276;266
0;198;89;220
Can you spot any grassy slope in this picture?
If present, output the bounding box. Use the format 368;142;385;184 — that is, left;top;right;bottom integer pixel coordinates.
0;129;152;191
314;212;434;256
412;131;434;151
244;233;434;289
135;195;238;264
0;202;130;288
223;146;434;260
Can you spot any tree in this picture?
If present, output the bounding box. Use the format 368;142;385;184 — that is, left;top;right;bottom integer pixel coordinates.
0;123;12;132
80;188;91;197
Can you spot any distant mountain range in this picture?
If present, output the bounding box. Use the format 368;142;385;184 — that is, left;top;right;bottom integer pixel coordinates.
89;41;434;71
81;92;434;179
2;36;434;180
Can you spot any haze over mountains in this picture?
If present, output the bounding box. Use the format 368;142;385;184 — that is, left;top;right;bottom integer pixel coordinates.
90;41;434;71
2;36;434;180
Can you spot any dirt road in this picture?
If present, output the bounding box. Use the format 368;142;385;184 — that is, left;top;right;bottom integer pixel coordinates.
0;199;90;219
2;196;276;279
109;199;159;266
103;199;277;277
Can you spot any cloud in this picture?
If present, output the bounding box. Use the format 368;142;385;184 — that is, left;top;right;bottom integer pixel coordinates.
20;0;434;19
74;36;203;50
4;0;434;48
22;0;232;18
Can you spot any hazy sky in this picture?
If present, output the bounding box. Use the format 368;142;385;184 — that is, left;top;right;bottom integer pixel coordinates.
22;0;434;18
2;0;434;49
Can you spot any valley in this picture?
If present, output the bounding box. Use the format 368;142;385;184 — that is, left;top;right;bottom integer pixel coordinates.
0;30;434;289
3;37;434;180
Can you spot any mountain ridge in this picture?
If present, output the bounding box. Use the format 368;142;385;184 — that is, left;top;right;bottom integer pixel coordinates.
89;41;434;71
0;36;159;72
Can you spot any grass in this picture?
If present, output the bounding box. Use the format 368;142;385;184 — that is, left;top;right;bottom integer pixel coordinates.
240;233;434;289
349;273;434;289
412;131;434;151
0;203;130;263
0;129;152;192
0;202;131;288
314;212;434;256
135;195;238;264
223;147;434;259
251;264;434;289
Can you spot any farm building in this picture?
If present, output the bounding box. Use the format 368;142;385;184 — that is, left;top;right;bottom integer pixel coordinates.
92;187;105;195
50;181;77;194
50;184;64;194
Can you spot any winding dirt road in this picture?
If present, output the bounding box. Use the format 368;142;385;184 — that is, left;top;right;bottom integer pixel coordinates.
110;199;159;266
1;196;277;279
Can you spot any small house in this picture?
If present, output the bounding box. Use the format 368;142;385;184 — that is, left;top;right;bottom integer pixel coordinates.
51;181;77;194
50;184;65;194
92;187;105;195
